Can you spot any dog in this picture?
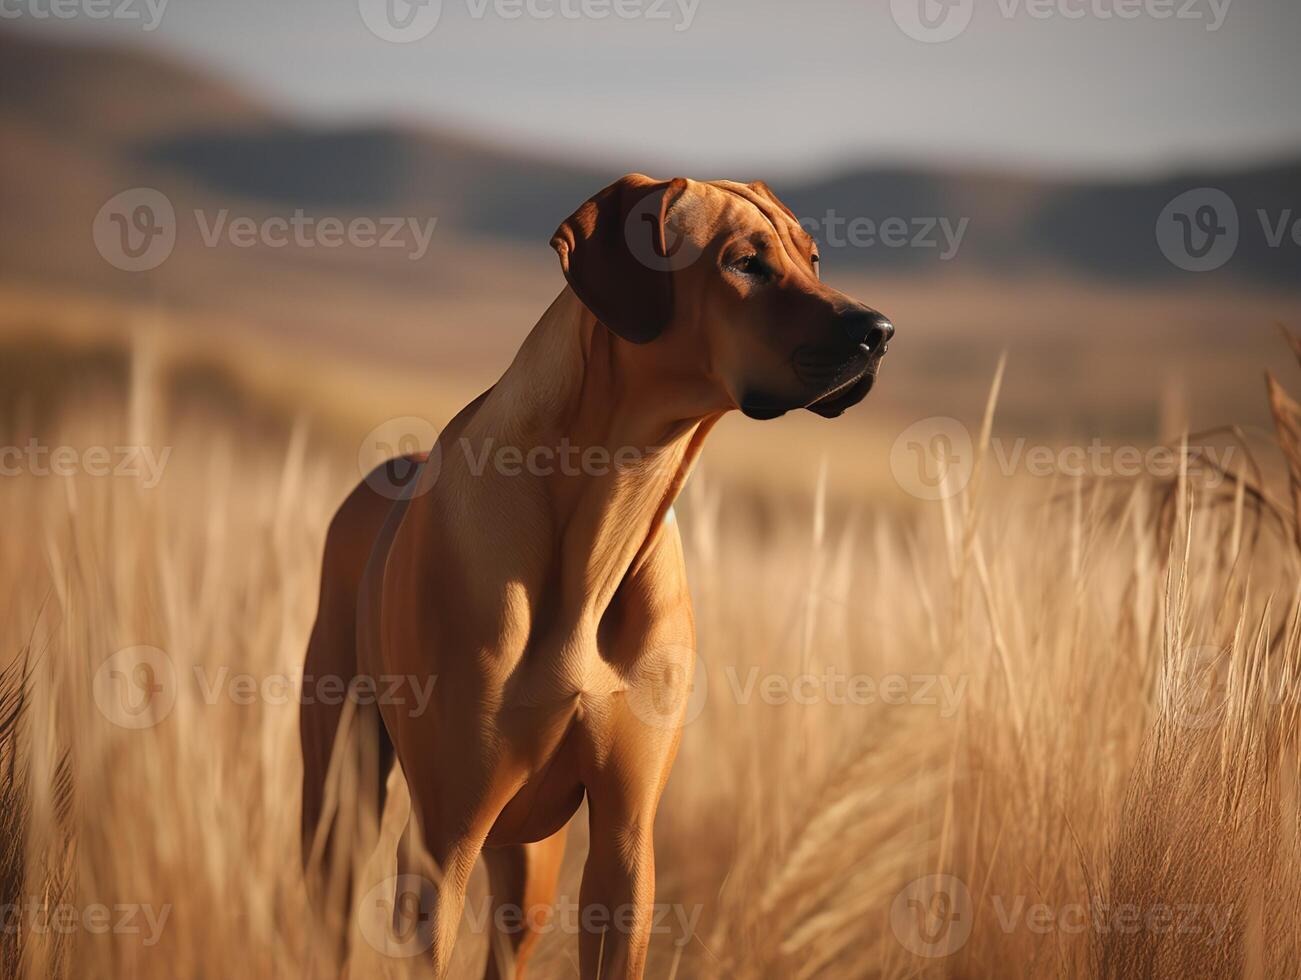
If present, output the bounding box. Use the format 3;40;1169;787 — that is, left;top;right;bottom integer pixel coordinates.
299;174;893;979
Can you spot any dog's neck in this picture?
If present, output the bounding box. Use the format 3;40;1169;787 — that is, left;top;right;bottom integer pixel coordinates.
456;288;724;619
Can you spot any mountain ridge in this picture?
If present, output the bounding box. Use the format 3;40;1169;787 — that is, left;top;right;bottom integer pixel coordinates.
2;27;1297;288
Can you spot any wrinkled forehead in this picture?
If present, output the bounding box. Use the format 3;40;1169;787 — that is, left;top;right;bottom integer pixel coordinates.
673;179;817;258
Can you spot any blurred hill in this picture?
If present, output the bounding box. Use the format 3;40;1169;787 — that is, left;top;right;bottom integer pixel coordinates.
1;27;1298;443
4;28;1299;286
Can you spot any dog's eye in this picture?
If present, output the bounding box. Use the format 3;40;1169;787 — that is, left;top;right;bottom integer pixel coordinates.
734;254;773;280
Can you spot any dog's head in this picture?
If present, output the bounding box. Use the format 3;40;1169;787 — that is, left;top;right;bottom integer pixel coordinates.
551;174;893;420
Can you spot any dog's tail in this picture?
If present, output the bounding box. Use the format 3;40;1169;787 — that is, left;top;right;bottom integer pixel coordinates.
299;458;423;964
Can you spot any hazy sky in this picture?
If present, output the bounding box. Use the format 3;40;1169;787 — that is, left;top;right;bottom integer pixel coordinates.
13;0;1301;177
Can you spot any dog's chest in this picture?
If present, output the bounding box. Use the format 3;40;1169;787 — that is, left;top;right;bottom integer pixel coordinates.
509;623;630;709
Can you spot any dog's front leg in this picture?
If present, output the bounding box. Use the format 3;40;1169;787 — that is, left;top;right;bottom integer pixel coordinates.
578;802;657;980
577;692;689;980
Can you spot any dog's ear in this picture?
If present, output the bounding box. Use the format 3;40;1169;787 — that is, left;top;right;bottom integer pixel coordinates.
747;180;799;223
550;174;690;345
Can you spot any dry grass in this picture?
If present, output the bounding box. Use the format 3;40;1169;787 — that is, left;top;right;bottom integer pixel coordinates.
2;332;1300;979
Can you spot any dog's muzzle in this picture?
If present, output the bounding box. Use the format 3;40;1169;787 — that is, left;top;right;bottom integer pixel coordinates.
841;308;894;354
803;308;894;418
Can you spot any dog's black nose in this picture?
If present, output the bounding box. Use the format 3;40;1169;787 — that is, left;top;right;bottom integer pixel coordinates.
842;309;895;352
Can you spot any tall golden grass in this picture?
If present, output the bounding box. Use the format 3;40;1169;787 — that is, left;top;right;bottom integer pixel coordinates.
2;333;1300;979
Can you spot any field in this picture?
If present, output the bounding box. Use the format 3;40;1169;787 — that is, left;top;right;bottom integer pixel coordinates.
1;299;1299;980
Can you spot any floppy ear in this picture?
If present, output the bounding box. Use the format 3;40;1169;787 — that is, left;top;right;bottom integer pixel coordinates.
550;174;690;345
747;180;799;223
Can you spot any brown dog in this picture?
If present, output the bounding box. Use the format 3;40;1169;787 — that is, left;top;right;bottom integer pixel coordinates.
299;175;893;978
